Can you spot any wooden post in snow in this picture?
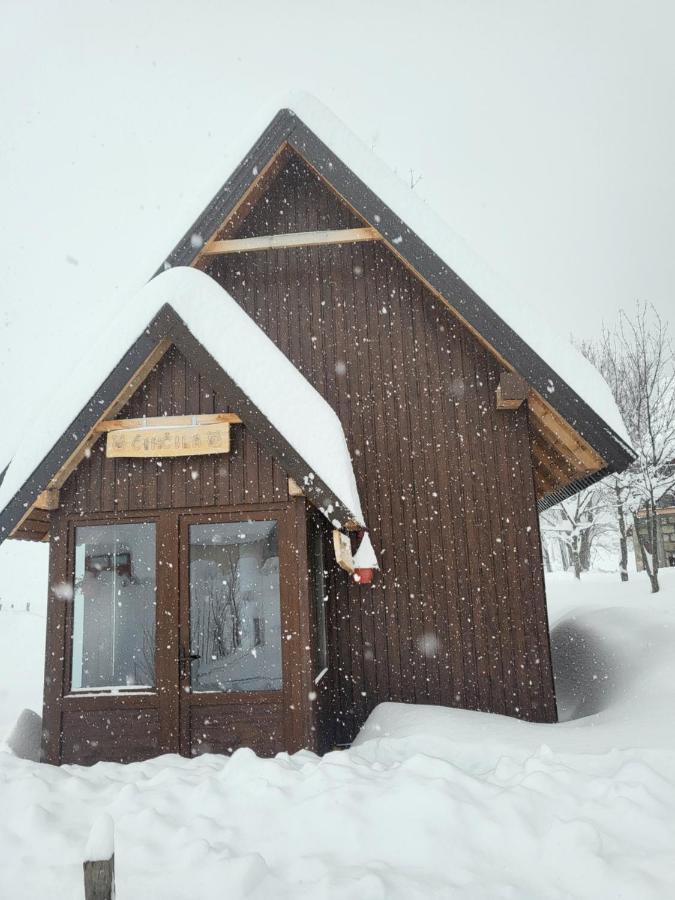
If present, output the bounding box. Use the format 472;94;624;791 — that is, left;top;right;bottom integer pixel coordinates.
83;813;115;900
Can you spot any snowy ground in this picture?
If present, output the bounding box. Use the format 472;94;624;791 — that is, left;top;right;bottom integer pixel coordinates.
0;541;47;739
0;558;674;898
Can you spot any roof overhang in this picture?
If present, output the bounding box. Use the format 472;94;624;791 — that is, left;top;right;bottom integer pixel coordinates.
0;299;365;545
155;107;635;507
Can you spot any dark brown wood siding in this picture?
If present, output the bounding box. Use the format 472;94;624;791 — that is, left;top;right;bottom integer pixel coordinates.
202;153;556;742
59;346;289;516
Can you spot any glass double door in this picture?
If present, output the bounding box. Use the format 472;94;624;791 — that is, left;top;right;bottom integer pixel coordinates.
68;506;292;758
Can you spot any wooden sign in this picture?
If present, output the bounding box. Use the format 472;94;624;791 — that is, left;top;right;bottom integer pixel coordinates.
106;422;230;458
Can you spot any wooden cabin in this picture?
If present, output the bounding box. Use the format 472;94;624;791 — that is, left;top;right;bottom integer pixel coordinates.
0;105;634;765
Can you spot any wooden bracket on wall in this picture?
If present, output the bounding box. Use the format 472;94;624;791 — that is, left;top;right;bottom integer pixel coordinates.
496;372;529;410
333;529;355;574
35;489;60;511
288;477;304;497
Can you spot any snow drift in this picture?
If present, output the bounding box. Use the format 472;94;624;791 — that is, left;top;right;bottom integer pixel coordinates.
0;571;674;898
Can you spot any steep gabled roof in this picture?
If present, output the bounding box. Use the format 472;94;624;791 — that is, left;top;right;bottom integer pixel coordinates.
0;99;636;538
156;98;634;506
0;267;367;544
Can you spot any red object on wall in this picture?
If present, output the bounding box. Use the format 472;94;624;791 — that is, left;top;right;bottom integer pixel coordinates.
353;567;374;585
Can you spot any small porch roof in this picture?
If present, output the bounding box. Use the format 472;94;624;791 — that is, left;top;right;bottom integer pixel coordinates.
0;267;368;544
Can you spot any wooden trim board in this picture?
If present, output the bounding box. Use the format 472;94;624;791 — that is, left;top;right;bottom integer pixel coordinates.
95;413;242;432
201;227;379;256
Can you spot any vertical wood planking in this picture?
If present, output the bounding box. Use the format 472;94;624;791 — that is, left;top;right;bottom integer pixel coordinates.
53;150;557;755
143;362;159;510
156;352;173;509
156;511;180;754
353;242;390;701
41;510;69;763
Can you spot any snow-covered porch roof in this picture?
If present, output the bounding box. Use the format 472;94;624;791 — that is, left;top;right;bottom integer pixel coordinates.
0;267;373;551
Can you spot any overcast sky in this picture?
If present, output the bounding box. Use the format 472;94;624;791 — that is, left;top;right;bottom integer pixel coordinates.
1;0;674;434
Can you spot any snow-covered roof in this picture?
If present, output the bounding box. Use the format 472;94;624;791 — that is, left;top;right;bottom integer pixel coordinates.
164;94;633;462
0;266;367;535
0;96;635;537
288;97;632;447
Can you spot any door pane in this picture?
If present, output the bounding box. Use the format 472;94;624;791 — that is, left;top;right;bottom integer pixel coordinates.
72;523;156;690
189;520;282;693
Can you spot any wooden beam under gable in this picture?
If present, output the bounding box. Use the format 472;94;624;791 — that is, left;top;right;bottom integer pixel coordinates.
528;393;604;473
531;441;575;496
201;227;379;256
530;431;577;484
94;413;242;433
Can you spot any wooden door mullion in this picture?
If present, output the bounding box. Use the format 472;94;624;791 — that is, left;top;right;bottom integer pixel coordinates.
156;511;180;755
178;514;193;757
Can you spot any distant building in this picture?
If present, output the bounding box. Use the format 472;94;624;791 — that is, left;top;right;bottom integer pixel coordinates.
632;490;675;570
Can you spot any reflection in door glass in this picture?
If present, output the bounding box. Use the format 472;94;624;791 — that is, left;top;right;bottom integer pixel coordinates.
72;523;156;690
189;520;282;692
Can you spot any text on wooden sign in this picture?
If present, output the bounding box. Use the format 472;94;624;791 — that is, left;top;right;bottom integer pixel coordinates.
106;423;230;458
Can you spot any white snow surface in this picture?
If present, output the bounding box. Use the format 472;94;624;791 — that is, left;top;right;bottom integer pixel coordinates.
1;569;674;898
216;93;632;448
84;813;115;862
351;531;378;569
0;266;366;532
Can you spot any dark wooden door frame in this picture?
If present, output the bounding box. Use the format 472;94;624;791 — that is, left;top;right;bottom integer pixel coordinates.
44;499;312;764
176;503;299;757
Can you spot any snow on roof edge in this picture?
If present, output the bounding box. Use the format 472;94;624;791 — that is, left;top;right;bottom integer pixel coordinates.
151;90;628;452
0;267;366;532
275;92;632;450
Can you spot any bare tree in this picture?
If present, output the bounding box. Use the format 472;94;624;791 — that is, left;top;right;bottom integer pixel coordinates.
580;302;675;592
588;470;639;582
205;548;242;657
580;335;633;580
541;488;608;579
191;548;243;668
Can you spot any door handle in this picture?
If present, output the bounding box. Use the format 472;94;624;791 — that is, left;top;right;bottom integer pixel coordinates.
179;649;201;672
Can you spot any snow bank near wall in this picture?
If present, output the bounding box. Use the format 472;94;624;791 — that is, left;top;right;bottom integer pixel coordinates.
357;569;675;755
0;267;366;532
0;608;45;740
